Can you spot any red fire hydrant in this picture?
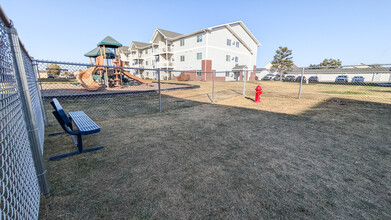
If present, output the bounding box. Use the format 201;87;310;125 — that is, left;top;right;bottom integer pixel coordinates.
255;85;262;103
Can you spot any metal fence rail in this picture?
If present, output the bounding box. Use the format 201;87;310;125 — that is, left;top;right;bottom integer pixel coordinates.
0;17;41;219
255;65;391;103
22;50;45;153
35;62;391;120
0;5;48;220
35;60;164;122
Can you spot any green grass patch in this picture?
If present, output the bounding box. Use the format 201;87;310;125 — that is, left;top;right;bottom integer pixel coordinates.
321;91;367;95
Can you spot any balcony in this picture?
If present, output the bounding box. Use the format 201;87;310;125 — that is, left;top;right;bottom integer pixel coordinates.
132;53;143;60
154;47;173;55
159;62;174;69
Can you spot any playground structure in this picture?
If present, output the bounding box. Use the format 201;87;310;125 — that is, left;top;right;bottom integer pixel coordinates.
79;36;151;91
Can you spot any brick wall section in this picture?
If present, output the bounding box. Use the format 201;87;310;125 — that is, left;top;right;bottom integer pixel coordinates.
173;60;225;81
249;65;257;80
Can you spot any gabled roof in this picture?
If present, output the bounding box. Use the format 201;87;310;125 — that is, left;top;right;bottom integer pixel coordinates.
149;21;260;53
119;46;130;54
119;46;129;51
97;36;123;48
157;28;183;38
150;28;183;43
232;65;248;70
131;41;151;49
208;21;260;46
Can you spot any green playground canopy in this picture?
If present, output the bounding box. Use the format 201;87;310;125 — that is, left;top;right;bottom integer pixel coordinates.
84;47;115;58
97;36;122;48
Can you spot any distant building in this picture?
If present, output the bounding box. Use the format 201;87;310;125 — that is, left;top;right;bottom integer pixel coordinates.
119;21;260;81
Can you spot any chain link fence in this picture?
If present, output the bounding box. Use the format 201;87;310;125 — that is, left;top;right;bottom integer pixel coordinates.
35;61;206;123
0;8;47;219
255;65;391;104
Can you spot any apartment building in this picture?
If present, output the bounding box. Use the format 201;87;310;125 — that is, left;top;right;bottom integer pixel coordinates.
120;21;260;81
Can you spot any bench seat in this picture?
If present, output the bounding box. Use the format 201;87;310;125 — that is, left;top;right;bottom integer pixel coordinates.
69;111;100;135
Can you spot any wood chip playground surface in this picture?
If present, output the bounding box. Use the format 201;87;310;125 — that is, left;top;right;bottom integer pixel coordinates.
41;82;196;97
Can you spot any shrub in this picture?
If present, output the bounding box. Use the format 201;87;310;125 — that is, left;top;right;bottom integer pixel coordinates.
177;73;190;81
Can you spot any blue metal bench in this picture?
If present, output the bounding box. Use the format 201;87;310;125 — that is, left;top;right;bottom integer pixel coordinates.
49;98;103;160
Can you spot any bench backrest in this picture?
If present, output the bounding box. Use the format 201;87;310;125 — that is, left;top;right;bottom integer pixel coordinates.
50;98;72;127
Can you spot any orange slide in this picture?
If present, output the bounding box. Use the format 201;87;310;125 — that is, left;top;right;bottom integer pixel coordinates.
76;67;102;91
121;70;152;84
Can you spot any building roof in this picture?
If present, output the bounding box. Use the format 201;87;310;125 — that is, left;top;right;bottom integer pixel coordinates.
232;65;248;70
119;46;129;53
207;21;260;46
157;28;183;38
84;47;115;58
149;21;260;52
132;41;151;48
97;36;123;48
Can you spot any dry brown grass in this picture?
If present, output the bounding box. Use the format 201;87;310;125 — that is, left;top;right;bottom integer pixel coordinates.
39;81;391;219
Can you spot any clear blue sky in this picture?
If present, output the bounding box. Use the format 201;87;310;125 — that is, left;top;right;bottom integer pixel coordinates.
2;0;390;67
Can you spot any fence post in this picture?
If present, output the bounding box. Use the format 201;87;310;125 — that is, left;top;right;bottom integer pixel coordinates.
157;69;161;112
33;60;48;126
298;67;305;99
243;70;247;95
7;25;50;196
212;71;215;103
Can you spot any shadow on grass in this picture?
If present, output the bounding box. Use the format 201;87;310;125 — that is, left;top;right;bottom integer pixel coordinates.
244;96;255;102
41;93;391;219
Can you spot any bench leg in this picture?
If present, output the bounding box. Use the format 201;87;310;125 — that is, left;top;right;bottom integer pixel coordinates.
49;134;104;161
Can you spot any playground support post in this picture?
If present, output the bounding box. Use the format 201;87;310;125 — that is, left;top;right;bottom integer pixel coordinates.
298;67;305;99
158;69;161;112
7;25;50;196
212;71;215;103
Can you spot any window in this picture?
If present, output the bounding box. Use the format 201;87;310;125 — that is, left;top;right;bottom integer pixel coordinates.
180;55;185;62
145;49;148;54
180;39;185;46
226;55;231;61
146;61;148;65
236;42;239;48
197;34;202;42
197;52;202;60
225;71;230;77
235;56;238;62
196;71;202;77
227;39;231;46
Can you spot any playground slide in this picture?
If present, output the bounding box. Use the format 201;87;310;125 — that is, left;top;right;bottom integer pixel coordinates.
121;70;152;84
77;67;102;91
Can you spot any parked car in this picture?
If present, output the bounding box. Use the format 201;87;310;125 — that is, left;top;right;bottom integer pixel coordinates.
308;76;319;83
67;74;76;79
262;74;275;81
335;75;349;83
351;76;364;83
283;75;295;82
295;76;306;82
47;73;54;79
59;73;67;79
274;74;286;81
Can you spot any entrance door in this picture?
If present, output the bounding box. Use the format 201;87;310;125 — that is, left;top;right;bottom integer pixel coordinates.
234;71;240;81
